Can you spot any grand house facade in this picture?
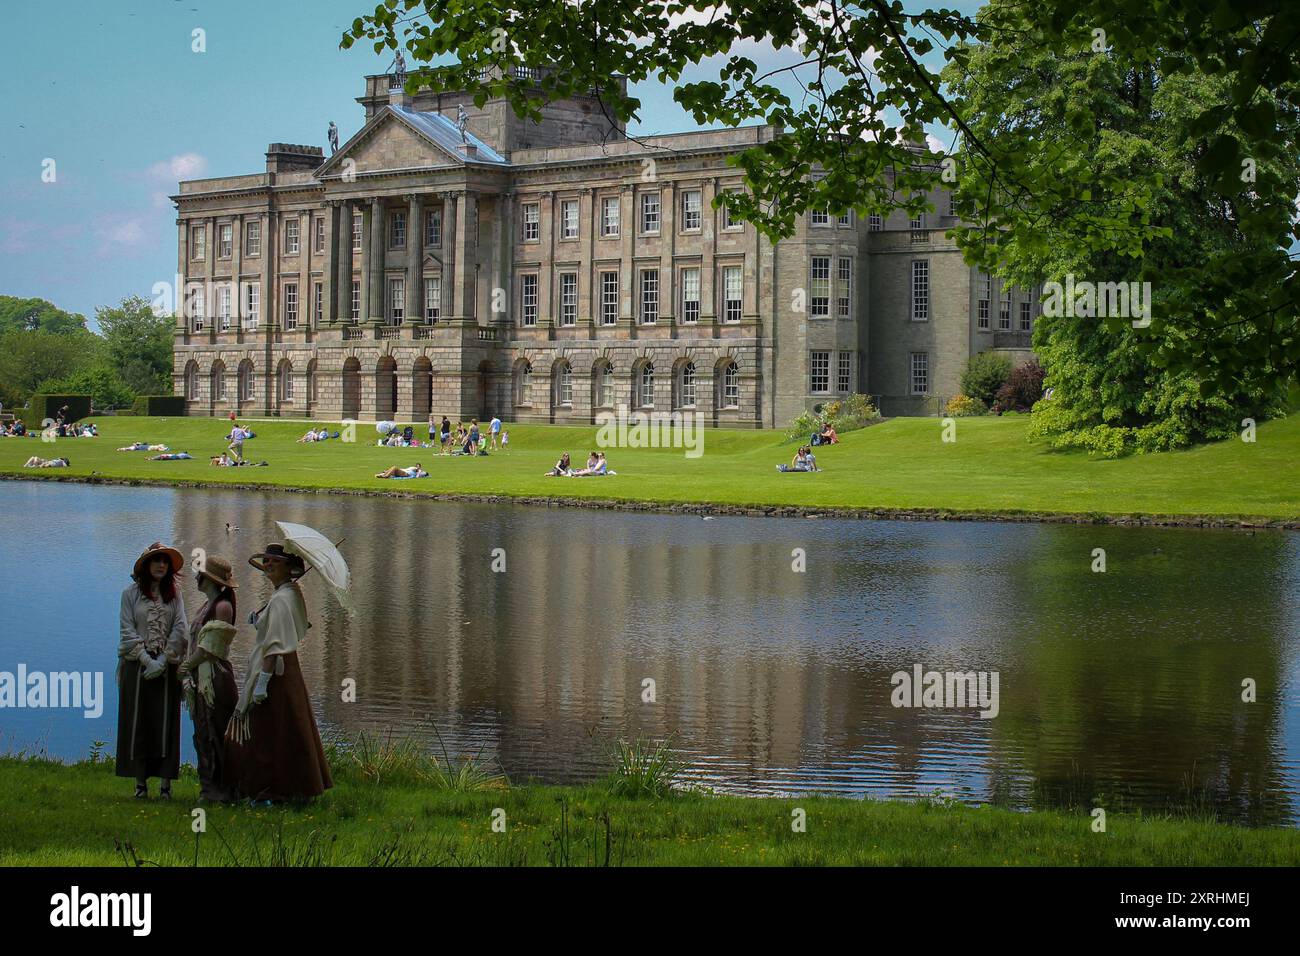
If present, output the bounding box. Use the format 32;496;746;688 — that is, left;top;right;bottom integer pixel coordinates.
171;69;1038;426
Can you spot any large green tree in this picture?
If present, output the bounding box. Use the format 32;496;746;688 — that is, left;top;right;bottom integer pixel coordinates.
0;328;103;407
95;295;175;397
0;295;87;335
942;2;1299;454
341;0;1300;405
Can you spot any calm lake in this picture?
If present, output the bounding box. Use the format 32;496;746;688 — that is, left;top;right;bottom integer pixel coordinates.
2;480;1297;825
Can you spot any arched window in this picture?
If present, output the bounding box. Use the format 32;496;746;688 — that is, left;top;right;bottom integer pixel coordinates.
638;361;655;408
515;360;533;406
211;361;227;402
553;360;573;407
677;361;696;408
595;360;614;408
278;360;294;403
238;360;255;403
185;362;199;400
720;360;739;408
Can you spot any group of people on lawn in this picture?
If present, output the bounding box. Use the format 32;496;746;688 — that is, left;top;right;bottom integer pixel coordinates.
117;541;331;804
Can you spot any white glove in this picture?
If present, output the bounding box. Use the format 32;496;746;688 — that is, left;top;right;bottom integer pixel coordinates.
141;654;166;680
251;669;272;705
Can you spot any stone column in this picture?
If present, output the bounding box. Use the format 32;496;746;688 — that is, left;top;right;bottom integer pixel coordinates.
496;192;512;327
298;211;311;332
579;188;593;330
229;214;243;339
619;184;634;326
368;198;385;322
323;202;339;325
452;190;477;323
700;178;717;327
539;190;554;329
405;194;423;323
176;219;188;339
441;192;457;320
335;201;354;322
202;218;215;335
260;211;274;333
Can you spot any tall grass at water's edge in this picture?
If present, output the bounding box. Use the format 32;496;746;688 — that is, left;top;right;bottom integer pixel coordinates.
2;737;1298;867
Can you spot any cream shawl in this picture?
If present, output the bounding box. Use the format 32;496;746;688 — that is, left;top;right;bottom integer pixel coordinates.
228;581;308;742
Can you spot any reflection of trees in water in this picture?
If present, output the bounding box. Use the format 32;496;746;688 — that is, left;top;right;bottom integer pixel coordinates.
169;490;1297;823
999;525;1295;825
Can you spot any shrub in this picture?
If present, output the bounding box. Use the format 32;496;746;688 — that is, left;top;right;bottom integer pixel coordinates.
945;394;988;417
20;394;92;428
1000;359;1046;412
131;395;187;417
785;393;880;441
960;351;1013;406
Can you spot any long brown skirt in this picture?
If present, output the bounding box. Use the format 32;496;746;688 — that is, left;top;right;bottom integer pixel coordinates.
192;660;238;801
225;652;332;801
116;660;182;780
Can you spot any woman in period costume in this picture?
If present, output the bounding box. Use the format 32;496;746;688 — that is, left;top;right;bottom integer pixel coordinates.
178;554;240;801
117;542;188;799
225;544;332;802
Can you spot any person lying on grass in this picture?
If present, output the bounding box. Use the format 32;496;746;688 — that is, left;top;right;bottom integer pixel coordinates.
147;452;194;461
23;456;69;468
375;463;428;479
118;442;169;452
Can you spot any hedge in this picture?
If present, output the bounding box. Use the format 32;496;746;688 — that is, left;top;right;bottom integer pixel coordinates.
21;394;92;428
130;395;187;417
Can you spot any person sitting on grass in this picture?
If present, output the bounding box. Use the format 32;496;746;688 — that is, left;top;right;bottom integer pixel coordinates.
817;422;839;445
571;451;600;476
375;462;427;479
297;428;320;443
24;456;70;468
545;453;572;477
776;447;818;473
572;452;613;476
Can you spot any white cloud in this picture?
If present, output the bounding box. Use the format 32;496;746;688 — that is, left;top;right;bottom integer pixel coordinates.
148;153;208;181
93;214;152;258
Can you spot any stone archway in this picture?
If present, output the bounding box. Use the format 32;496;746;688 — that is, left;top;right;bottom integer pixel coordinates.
412;357;433;421
376;356;398;420
342;357;361;420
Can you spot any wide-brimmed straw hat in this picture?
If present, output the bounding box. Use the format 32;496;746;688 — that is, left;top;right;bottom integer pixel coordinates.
133;541;184;580
249;543;307;577
195;554;238;590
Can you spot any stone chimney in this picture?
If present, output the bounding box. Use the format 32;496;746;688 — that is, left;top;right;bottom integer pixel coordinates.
265;143;324;174
389;86;412;108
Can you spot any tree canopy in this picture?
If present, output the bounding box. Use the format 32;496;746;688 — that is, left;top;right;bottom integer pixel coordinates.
342;0;1300;404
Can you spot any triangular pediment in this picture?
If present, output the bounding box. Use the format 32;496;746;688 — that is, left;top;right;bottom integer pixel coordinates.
320;111;461;177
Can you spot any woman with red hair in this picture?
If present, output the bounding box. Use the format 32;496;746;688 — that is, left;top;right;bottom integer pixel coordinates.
116;542;188;799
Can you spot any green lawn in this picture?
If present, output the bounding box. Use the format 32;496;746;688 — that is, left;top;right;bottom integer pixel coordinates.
2;413;1298;522
2;755;1296;866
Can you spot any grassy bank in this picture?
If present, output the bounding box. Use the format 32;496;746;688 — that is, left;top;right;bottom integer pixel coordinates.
2;753;1296;866
1;413;1298;523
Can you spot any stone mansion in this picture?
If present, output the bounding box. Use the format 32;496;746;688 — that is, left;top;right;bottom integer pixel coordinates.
171;69;1037;426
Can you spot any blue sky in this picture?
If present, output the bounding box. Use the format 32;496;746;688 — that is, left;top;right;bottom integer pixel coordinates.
0;0;973;325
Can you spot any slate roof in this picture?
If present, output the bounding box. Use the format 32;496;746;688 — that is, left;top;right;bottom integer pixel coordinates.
388;105;510;165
